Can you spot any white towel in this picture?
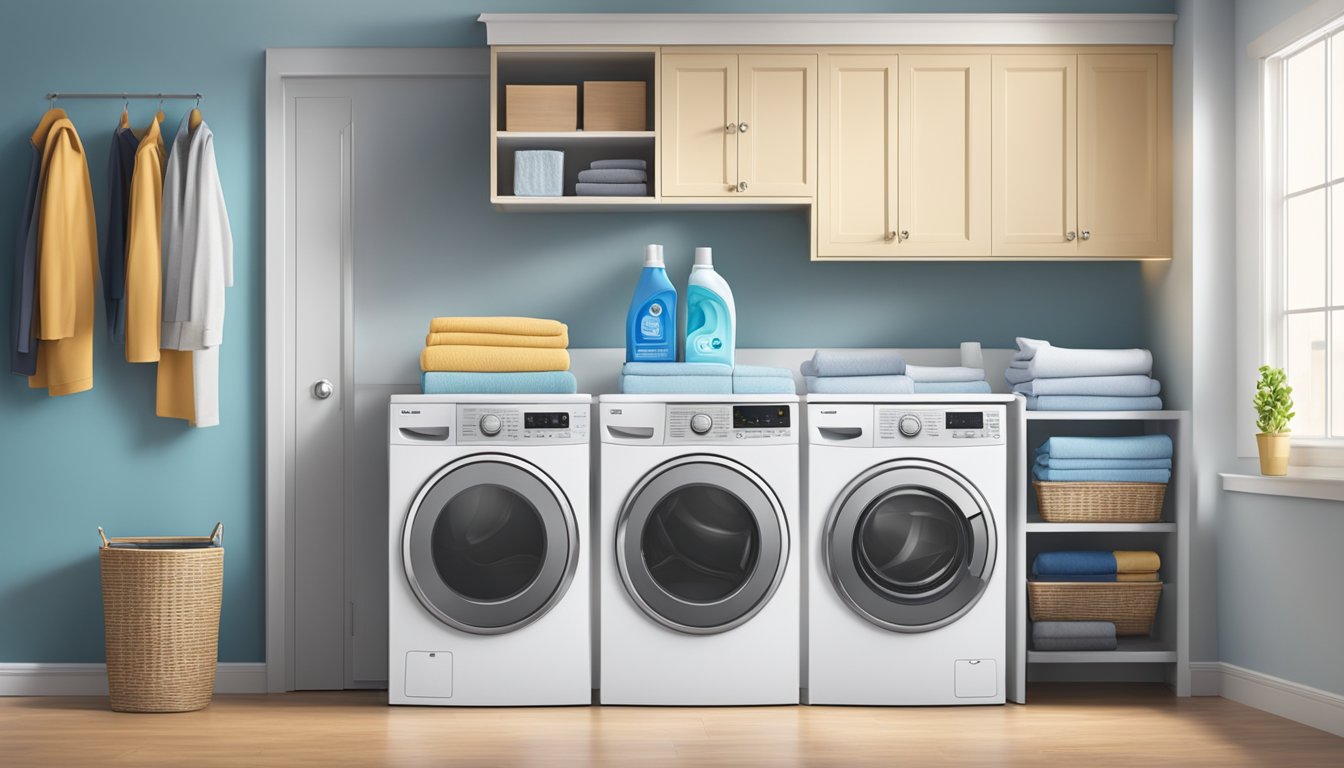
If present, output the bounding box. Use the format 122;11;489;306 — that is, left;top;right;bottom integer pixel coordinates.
1014;337;1153;378
905;364;986;383
1005;366;1033;385
1015;375;1161;397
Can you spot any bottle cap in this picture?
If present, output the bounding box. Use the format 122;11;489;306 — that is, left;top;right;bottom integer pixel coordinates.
645;244;663;267
694;247;713;267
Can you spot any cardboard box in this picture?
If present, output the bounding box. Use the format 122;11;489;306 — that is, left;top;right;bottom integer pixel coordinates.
505;85;578;131
583;81;647;132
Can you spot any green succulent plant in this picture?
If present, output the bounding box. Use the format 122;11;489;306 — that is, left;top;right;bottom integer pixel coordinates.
1254;365;1295;434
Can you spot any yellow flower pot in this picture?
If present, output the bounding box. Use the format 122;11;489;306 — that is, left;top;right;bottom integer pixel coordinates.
1255;432;1291;476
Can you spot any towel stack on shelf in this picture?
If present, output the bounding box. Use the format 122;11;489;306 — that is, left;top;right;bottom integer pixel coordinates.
1033;435;1173;483
801;343;991;394
619;363;794;394
905;364;991;394
1031;550;1162;583
1007;337;1163;410
1032;621;1118;652
420;316;577;394
575;159;647;197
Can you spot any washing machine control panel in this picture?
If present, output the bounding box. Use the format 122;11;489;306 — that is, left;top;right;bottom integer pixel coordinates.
458;405;589;445
666;403;796;445
875;406;1003;446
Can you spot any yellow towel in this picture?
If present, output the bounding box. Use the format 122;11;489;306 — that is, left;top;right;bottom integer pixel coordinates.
425;330;568;349
1114;551;1161;573
421;345;570;373
428;316;567;337
1116;572;1160;582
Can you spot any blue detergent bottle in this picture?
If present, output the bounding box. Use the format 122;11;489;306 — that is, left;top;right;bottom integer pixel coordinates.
684;247;736;366
625;244;678;362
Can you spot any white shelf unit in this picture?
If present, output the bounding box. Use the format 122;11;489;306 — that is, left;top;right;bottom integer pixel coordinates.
1007;406;1190;703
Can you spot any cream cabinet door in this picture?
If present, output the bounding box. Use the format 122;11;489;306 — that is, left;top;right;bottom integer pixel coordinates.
898;54;990;257
1078;53;1171;258
991;55;1078;257
817;54;898;258
661;54;738;197
738;54;816;196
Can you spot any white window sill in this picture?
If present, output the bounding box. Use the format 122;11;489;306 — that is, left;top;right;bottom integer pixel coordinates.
1221;467;1344;502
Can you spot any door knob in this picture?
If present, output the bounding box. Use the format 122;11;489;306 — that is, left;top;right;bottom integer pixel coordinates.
738;180;749;192
725;122;738;134
1066;231;1077;241
312;379;334;400
1080;230;1091;241
737;122;749;133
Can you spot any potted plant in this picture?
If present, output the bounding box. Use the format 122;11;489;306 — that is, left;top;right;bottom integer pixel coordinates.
1253;365;1294;476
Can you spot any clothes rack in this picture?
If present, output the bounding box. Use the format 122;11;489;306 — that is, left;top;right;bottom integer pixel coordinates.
45;92;203;108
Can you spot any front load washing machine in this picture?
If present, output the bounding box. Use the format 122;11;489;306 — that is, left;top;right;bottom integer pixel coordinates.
388;394;591;706
805;395;1012;705
598;395;800;705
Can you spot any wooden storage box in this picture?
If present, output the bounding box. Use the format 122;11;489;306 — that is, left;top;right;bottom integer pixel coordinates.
505;85;578;131
583;81;646;131
1027;581;1162;636
1034;480;1167;523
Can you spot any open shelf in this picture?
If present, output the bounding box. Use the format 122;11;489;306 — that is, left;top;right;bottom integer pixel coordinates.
491;196;814;212
1027;637;1176;664
1026;513;1175;533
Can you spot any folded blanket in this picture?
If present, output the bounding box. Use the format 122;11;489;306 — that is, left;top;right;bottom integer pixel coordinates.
621;374;733;395
801;349;906;377
429;317;566;336
1033;621;1117;640
591;158;647;171
1033;466;1171;483
1014;374;1160;397
913;381;992;394
622;362;732;377
425;330;569;349
1033;550;1161;575
1030;573;1160;582
733;376;796;395
1036;456;1173;470
905;364;986;383
733;364;792;379
1114;550;1162;573
574;182;647;196
576;168;647;184
421;345;570;373
1014;337;1153;378
805;375;914;395
1036;435;1174;460
422;371;577;395
1026;395;1163;411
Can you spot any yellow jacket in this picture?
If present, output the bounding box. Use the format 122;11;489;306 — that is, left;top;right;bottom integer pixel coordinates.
125;114;165;363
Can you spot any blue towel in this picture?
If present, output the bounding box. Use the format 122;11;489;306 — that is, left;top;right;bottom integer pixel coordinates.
622;362;732;377
805;375;914;395
801;349;906;377
577;168;647;183
913;381;992;394
1032;551;1117;576
1036;456;1173;470
513;150;563;197
1031;574;1157;583
905;365;986;383
1036;435;1173;460
574;182;647;196
1025;395;1163;411
733;365;792;379
1014;374;1161;397
733;376;796;394
591;158;646;171
1032;465;1171;483
422;371;577;395
621;375;733;395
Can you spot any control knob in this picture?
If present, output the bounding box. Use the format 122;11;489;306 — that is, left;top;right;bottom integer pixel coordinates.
689;413;713;435
898;414;922;438
479;414;502;437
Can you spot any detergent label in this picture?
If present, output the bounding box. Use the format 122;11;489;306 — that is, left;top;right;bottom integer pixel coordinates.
639;301;665;341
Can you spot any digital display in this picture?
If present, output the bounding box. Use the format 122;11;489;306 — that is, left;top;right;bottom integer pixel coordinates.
733;405;791;429
524;412;569;429
945;412;984;430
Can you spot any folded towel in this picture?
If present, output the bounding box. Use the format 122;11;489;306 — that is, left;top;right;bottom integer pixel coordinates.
622;362;732;377
1036;456;1173;470
905;364;987;383
574;182;647;196
1033;551;1161;576
425;331;569;349
732;376;796;395
1033;621;1118;641
961;341;984;369
1033;466;1171;483
1032;636;1121;651
421;345;570;373
801;349;906;378
733;365;793;379
429;317;567;336
591;158;647;171
1025;395;1164;411
913;381;993;394
1004;365;1033;385
1030;573;1160;582
621;374;733;395
1036;435;1173;460
576;168;647;184
1114;550;1162;573
1014;374;1161;397
1014;337;1154;378
422;371;577;395
805;375;914;395
513;150;563;197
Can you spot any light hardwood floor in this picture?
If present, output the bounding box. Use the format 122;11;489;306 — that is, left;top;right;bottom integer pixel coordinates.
2;684;1340;767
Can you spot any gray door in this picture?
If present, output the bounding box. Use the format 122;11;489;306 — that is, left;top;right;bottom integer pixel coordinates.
824;458;996;633
616;455;788;635
403;455;579;635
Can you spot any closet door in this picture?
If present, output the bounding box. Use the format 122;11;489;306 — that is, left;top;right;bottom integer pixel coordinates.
991;55;1078;257
817;54;898;258
737;54;817;196
897;54;990;257
1078;52;1171;258
661;54;739;197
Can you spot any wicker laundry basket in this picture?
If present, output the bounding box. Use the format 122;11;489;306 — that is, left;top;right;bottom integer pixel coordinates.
1027;581;1162;636
1034;480;1167;523
99;524;223;713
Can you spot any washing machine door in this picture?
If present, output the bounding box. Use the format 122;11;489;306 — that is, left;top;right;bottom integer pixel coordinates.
616;455;788;635
402;454;578;635
824;458;996;633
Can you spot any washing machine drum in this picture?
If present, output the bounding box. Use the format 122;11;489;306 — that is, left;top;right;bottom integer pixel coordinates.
403;455;578;635
825;458;996;633
616;455;788;635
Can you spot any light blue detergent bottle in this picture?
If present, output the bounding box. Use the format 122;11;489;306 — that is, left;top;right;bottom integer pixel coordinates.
684;247;736;366
625;244;678;362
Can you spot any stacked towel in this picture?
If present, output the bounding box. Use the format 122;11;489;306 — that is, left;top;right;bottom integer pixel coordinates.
1008;337;1163;410
801;349;910;394
1034;435;1173;483
575;158;647;197
1032;550;1161;582
732;365;795;395
620;362;731;394
907;363;992;394
1033;621;1118;652
420;316;575;394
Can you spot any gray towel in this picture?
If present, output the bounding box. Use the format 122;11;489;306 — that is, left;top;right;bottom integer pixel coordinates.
578;168;647;183
591;158;646;170
1033;636;1120;651
574;182;647;197
1033;621;1116;640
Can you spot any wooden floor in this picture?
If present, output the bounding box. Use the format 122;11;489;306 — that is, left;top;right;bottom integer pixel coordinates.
2;684;1340;767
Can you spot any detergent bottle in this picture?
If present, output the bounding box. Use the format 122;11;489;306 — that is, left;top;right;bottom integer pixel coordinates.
625;244;678;362
684;247;736;366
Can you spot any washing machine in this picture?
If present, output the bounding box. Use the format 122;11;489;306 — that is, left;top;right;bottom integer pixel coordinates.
598;394;800;705
805;395;1012;706
388;394;591;706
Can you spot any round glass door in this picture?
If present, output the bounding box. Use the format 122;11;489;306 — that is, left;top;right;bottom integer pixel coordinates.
617;456;787;634
403;455;577;635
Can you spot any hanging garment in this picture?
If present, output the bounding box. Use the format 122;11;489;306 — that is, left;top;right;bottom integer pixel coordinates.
102;110;138;343
125;112;165;363
9;110;65;376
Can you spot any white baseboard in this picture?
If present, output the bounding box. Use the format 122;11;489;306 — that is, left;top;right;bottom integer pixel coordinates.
0;663;267;696
1191;662;1344;738
1188;661;1223;697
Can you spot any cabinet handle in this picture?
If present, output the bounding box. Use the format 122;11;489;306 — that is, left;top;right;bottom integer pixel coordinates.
1080;230;1091;241
738;181;749;193
725;123;738;134
884;231;897;242
738;122;749;133
900;230;909;241
1066;231;1076;241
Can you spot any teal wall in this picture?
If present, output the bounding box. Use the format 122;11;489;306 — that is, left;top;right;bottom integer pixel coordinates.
0;1;1173;664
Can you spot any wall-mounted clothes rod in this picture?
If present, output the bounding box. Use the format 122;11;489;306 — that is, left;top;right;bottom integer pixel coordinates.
45;92;203;101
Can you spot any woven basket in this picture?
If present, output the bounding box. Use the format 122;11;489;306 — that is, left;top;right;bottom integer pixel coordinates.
99;527;223;713
1034;480;1167;523
1028;581;1162;636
